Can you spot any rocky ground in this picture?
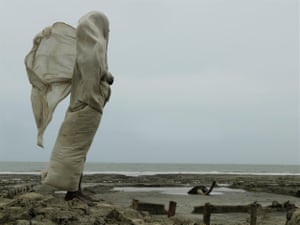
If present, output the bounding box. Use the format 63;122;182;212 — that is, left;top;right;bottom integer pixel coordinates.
0;173;299;225
0;192;197;225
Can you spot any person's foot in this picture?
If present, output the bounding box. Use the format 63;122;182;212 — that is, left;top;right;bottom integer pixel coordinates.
64;191;96;206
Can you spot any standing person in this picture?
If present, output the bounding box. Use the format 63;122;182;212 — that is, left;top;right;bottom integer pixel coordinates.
25;11;113;204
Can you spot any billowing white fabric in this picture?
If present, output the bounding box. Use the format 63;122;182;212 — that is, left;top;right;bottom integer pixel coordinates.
25;11;112;191
25;22;76;147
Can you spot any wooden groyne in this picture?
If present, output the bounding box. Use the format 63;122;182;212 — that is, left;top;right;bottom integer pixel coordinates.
193;202;296;225
131;199;177;217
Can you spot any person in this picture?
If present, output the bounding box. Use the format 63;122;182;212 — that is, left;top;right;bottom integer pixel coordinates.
25;11;113;205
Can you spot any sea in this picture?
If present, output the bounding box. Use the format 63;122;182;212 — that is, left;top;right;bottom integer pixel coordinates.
0;162;299;176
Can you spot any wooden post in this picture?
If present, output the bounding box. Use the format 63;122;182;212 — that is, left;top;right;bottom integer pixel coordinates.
132;199;139;210
168;201;176;217
203;203;211;225
250;202;258;225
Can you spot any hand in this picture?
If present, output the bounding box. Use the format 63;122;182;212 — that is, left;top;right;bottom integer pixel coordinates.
105;72;114;85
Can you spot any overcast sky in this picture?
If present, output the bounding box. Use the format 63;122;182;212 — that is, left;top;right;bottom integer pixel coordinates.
0;0;299;165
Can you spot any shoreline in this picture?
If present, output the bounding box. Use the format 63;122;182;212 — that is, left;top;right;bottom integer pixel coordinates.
0;171;300;176
1;173;300;196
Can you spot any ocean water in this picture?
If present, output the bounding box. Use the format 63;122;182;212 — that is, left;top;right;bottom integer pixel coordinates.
0;162;299;176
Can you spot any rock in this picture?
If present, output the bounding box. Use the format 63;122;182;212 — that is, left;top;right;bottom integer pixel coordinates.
53;211;77;224
270;200;282;208
18;192;44;201
286;208;300;225
33;184;58;195
105;208;144;225
5;206;25;220
66;198;90;214
284;201;296;210
31;220;54;225
15;220;31;225
1;183;37;198
0;211;9;224
106;209;132;223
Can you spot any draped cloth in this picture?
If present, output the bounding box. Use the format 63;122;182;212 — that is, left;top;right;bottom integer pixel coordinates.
25;11;113;191
25;22;76;147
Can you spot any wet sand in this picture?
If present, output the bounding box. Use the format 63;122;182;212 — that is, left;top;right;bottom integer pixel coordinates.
0;173;299;224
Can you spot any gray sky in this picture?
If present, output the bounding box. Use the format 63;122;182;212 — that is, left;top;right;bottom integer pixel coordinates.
0;0;299;164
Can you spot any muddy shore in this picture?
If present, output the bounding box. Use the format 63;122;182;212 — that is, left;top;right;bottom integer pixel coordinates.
0;173;299;224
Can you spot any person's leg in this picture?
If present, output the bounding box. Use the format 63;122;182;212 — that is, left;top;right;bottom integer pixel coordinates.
64;174;83;200
77;173;98;202
78;173;83;192
64;174;97;205
64;175;82;201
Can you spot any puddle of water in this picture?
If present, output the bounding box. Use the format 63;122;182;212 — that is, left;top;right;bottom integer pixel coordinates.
113;186;246;196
